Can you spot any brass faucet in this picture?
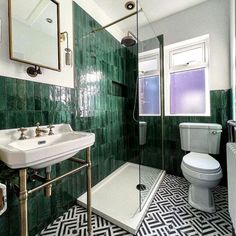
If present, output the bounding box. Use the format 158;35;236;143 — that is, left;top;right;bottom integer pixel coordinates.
18;127;27;140
35;122;48;137
47;124;55;135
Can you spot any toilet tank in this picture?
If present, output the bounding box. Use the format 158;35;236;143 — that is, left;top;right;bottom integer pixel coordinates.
179;123;222;154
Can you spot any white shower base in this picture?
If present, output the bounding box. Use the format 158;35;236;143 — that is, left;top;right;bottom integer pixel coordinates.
77;162;165;234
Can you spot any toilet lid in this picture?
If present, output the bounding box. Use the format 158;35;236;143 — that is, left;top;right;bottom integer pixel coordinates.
182;152;221;173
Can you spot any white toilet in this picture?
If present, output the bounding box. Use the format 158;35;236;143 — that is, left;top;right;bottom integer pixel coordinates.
179;123;223;213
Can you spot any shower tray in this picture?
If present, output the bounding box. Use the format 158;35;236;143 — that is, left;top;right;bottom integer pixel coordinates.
77;162;165;234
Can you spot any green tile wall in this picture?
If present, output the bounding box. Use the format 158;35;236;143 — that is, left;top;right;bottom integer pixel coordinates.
0;3;135;235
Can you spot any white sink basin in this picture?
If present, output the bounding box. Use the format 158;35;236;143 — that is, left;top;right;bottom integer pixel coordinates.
0;124;95;169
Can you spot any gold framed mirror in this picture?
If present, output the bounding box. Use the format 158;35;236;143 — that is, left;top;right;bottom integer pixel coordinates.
8;0;61;72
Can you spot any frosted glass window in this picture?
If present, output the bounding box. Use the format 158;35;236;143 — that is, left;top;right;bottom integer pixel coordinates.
170;68;206;114
139;75;160;115
172;46;204;67
139;58;158;73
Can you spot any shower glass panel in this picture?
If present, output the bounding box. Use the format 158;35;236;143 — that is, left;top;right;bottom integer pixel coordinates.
75;0;141;220
76;1;165;232
137;0;165;210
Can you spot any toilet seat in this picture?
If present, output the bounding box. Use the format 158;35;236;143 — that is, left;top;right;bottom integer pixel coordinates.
182;152;221;174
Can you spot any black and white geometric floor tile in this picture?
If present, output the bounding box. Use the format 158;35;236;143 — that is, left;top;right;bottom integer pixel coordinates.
37;175;232;236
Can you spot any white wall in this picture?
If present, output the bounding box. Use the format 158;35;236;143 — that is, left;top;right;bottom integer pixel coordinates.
0;0;74;88
139;0;230;90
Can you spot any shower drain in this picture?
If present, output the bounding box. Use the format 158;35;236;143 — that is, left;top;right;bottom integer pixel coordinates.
136;184;146;191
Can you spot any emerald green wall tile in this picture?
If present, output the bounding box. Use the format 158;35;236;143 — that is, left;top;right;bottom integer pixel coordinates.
6;111;17;128
26;81;35;110
0;112;7;129
27;111;35;126
34;83;42;111
16;80;26;111
0;77;6;111
34;111;43;124
6;78;17;110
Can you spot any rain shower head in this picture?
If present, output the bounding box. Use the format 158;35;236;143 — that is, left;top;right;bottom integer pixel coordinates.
121;31;137;47
121;35;136;47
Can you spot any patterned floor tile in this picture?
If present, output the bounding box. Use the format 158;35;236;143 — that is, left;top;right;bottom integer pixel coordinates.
37;175;232;236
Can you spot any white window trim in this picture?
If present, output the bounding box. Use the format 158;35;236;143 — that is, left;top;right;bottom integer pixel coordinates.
165;35;210;117
169;42;208;72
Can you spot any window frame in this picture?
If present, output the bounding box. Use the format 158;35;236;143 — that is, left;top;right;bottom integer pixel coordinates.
164;35;210;117
138;35;210;117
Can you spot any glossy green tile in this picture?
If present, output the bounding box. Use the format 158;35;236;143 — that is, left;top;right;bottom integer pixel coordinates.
0;77;6;111
26;81;35;110
0;111;7;129
27;111;35;126
16;80;26;111
34;111;43;124
41;84;50;111
34;83;42;111
6;111;17;128
15;111;27;127
6;78;17;110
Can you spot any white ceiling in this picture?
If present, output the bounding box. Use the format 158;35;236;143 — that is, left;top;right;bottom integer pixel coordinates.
12;0;57;37
92;0;208;36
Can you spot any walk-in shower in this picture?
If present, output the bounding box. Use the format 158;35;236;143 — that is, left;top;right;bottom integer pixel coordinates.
77;0;165;234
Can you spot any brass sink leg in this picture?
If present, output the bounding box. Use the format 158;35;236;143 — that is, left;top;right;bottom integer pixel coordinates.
44;167;52;197
19;169;28;236
86;147;92;236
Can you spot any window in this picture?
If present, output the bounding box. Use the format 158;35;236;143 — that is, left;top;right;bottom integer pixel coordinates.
139;75;160;116
139;49;160;116
166;37;209;116
170;68;206;114
138;35;210;117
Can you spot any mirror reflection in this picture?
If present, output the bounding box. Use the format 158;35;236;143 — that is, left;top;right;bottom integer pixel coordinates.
9;0;60;71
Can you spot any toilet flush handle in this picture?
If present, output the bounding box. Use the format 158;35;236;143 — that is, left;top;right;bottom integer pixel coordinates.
211;130;222;135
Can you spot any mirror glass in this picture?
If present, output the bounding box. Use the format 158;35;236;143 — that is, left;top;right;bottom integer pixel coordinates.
9;0;60;71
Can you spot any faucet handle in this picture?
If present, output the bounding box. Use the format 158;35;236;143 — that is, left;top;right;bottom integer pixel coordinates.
47;124;55;135
17;127;27;140
36;122;40;128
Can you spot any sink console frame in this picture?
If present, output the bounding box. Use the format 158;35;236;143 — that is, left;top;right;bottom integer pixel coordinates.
17;147;92;236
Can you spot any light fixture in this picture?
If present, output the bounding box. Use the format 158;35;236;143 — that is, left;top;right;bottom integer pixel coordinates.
60;31;72;66
125;1;135;10
27;65;42;77
46;18;53;24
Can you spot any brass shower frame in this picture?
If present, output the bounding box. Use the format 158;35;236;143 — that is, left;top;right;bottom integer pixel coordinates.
87;9;142;35
18;147;92;236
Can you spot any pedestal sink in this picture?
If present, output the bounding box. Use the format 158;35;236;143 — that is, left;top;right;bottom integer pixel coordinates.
0;124;95;169
0;123;95;236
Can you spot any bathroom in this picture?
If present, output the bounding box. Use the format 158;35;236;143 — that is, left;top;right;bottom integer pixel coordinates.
0;0;234;235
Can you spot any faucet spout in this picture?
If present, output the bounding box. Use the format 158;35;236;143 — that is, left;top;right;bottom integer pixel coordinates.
35;128;48;137
35;122;48;137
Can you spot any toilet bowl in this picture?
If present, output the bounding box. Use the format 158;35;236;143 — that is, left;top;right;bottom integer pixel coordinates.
179;123;223;213
181;152;222;213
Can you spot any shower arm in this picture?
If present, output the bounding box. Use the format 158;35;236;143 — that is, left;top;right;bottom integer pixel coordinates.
90;8;142;34
127;30;138;41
